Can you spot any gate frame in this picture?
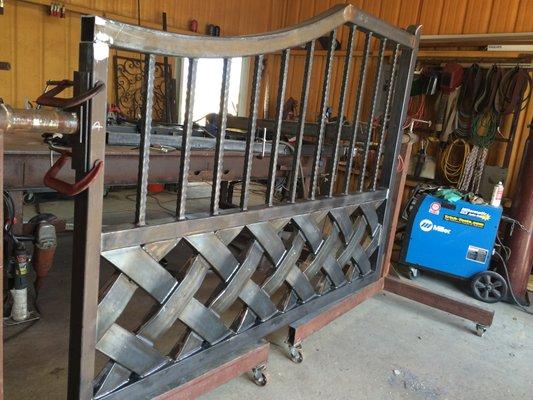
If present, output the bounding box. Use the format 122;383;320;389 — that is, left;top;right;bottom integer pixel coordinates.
67;5;421;399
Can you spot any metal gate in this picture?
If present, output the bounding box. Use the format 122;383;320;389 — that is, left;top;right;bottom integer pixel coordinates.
68;5;420;399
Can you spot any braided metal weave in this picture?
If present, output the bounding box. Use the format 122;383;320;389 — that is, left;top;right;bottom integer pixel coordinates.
93;202;382;396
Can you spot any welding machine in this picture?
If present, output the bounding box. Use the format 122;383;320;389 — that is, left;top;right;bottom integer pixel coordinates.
400;193;507;303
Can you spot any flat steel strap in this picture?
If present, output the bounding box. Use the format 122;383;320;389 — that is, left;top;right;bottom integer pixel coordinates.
102;246;177;303
138;257;210;342
97;275;138;341
360;202;381;236
329;208;354;245
96;324;169;377
247;221;287;266
292;214;323;253
179;299;231;344
322;255;346;288
263;234;305;294
185;233;239;281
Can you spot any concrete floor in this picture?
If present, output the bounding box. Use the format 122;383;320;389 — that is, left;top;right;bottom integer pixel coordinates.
4;188;533;399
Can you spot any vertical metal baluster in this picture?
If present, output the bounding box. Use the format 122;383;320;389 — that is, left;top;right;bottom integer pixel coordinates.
210;58;232;215
343;31;372;194
240;55;264;211
358;37;387;192
266;49;290;206
309;29;336;200
371;43;400;191
135;54;155;226
176;58;198;220
374;25;421;280
289;40;315;203
327;26;356;197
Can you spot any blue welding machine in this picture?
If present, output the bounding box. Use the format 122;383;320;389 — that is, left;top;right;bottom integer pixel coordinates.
400;193;506;303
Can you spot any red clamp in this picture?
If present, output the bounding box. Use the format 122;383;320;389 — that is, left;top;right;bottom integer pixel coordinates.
36;79;105;109
44;148;103;196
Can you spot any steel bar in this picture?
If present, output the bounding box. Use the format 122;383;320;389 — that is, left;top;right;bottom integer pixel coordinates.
289;41;315;203
358;37;387;192
373;26;421;281
106;131;293;155
101;190;387;251
310;29;337;200
226;115;369;141
85;6;414;59
371;43;400;191
134;54;156;226
67;24;109;400
384;276;494;327
266;49;290;206
343;32;372;194
210;58;232;215
240;55;264;211
162;12;173;124
327;26;356;197
176;58;198;220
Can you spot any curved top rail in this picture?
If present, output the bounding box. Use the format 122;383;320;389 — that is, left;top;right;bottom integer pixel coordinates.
82;4;416;58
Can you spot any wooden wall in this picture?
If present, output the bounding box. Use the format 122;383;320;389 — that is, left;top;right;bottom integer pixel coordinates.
0;0;531;196
0;0;286;107
264;0;533;197
2;0;531;107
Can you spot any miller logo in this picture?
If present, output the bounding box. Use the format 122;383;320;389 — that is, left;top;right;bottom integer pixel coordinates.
419;219;433;232
419;219;451;234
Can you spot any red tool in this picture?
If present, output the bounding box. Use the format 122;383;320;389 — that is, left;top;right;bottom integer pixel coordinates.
44;148;103;196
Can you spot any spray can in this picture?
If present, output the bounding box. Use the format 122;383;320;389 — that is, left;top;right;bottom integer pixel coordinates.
10;243;30;321
491;181;504;207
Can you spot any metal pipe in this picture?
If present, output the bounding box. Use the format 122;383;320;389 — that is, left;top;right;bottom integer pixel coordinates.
0;104;78;134
505;122;533;303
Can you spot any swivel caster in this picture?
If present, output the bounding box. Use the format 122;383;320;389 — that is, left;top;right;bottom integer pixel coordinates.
289;344;303;364
476;323;487;337
408;267;419;280
251;365;267;387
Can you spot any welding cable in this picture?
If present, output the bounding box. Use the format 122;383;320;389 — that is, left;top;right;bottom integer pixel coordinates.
493;250;533;316
495;67;532;115
440;138;471;184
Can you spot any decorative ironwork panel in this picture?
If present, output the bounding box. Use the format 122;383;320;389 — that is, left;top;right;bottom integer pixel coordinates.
69;5;420;399
94;202;383;398
113;55;169;122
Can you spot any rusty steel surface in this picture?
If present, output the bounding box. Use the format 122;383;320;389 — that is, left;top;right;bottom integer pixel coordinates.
3;134;315;190
288;278;384;346
384;277;495;327
62;5;420;399
505;124;533;302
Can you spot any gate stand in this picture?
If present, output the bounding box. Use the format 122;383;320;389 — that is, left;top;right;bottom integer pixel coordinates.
287;278;384;362
154;341;269;399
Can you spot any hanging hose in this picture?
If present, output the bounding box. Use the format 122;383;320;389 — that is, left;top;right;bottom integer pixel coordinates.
440;138;470;184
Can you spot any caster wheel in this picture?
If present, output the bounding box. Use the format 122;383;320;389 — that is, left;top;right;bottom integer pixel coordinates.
471;271;507;303
408;267;419;280
476;323;487;337
289;345;303;364
23;192;35;205
252;366;267;387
